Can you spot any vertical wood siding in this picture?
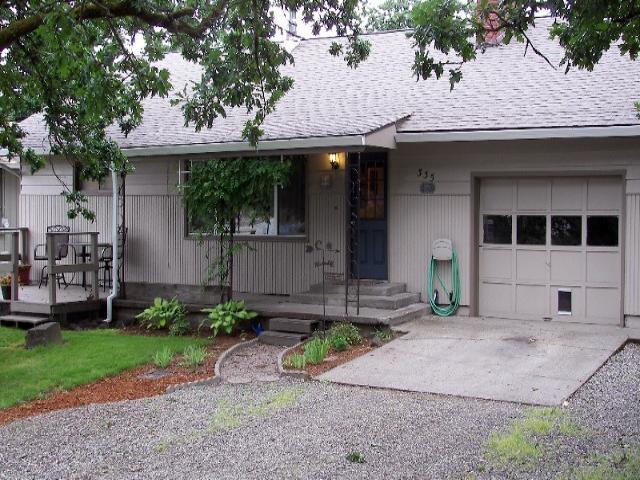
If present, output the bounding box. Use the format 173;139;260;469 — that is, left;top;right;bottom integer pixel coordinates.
625;193;640;315
19;191;345;294
389;194;470;304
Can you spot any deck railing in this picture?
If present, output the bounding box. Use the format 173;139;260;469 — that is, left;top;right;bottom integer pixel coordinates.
0;227;30;265
0;230;20;301
47;231;99;305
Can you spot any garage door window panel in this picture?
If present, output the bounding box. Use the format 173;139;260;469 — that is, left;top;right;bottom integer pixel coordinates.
517;216;546;245
551;216;582;246
483;215;512;244
587;216;618;247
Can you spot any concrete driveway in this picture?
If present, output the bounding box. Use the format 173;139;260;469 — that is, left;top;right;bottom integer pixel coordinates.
319;316;629;405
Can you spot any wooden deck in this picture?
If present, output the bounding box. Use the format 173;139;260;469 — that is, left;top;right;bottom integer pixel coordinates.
0;285;104;326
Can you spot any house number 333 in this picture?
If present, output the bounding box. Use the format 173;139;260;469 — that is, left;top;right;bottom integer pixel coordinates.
417;169;435;181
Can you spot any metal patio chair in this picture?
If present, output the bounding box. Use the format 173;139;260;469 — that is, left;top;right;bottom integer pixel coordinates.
34;225;74;289
99;226;127;291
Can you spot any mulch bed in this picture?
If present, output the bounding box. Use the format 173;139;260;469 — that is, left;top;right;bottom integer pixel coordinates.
0;335;244;426
285;338;375;377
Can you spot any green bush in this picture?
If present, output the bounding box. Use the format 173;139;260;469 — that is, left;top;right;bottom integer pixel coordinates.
169;315;190;336
153;347;174;369
284;353;307;370
180;345;207;370
304;337;330;364
136;297;189;335
328;322;362;346
373;327;394;343
202;300;257;337
330;334;349;352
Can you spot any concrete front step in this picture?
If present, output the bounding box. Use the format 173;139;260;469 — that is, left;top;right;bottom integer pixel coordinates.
250;301;430;326
308;281;407;297
289;291;421;310
268;317;318;334
0;314;50;328
259;330;307;347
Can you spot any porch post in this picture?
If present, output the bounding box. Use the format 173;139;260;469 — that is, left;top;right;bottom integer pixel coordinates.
47;233;56;305
10;231;18;301
90;233;99;300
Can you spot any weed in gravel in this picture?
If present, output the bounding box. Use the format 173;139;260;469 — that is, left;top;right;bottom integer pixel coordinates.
263;387;302;409
346;451;366;463
155;441;169;453
180;345;207;370
304;337;330;364
248;387;303;416
520;407;564;436
209;402;242;432
558;420;588;437
561;447;640;480
153;347;174;369
210;388;304;430
486;407;575;467
284;353;306;370
486;428;543;466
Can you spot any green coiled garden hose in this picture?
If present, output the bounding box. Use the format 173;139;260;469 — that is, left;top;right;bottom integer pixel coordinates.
427;249;461;316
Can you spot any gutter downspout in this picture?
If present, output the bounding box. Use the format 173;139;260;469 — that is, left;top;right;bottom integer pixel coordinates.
105;166;119;323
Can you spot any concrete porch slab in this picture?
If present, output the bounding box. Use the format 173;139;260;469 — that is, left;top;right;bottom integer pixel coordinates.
318;316;629;406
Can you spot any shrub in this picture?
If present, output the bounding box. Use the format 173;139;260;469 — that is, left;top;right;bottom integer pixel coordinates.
180;345;207;370
153;347;174;369
136;297;188;335
284;353;307;370
328;322;362;346
202;300;257;337
168;315;190;336
330;334;349;352
304;337;330;364
374;328;394;343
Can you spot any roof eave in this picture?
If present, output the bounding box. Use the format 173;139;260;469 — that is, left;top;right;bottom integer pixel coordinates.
395;125;640;143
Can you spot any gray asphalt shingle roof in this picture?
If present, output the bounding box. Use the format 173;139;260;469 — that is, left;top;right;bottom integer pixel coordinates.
20;19;640;151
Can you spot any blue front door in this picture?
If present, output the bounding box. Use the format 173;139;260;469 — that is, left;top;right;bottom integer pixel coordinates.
351;153;388;280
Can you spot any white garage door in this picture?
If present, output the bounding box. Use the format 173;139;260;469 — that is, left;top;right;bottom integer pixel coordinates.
479;177;622;325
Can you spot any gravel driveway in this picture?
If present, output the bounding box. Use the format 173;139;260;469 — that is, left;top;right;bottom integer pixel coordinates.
0;344;638;480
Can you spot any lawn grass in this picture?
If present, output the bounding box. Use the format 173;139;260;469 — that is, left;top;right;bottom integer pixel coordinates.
0;326;207;409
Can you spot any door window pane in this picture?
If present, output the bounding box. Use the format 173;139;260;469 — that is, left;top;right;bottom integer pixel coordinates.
551;216;582;246
587;216;618;246
517;215;546;245
359;163;385;220
483;215;512;244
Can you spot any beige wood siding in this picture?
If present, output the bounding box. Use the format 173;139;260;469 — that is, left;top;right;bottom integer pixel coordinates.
19;153;346;295
389;137;640;319
625;193;640;315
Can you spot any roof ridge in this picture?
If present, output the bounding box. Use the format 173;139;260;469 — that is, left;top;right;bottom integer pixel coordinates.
298;28;413;43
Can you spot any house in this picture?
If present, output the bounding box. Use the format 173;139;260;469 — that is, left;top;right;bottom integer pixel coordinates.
14;20;640;329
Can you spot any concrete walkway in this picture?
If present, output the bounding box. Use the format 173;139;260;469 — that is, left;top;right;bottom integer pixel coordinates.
319;316;629;405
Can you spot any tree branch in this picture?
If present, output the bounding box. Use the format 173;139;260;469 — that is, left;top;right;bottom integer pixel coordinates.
0;0;228;52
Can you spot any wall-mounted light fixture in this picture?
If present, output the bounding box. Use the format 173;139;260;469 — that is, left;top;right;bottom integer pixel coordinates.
329;152;340;170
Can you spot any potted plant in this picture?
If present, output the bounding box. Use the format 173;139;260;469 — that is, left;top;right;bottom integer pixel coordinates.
18;264;31;286
1;274;12;300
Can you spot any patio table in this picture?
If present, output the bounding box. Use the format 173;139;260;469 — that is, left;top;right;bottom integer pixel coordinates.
69;241;112;288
